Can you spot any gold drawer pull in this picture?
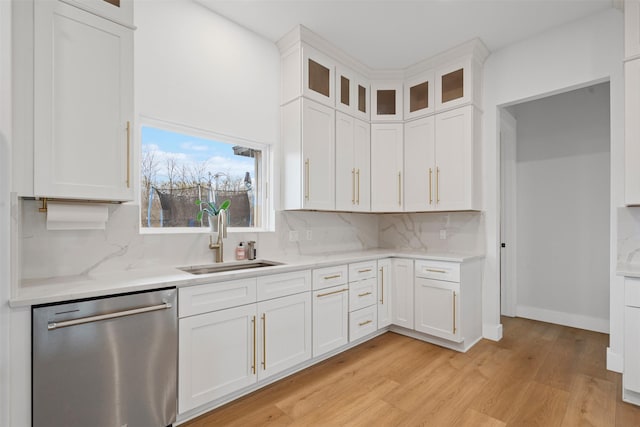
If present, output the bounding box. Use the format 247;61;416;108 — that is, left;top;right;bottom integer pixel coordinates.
251;315;256;374
126;121;131;188
317;288;348;298
426;268;447;274
358;292;372;297
380;267;384;304
358;319;373;327
453;292;457;334
261;313;266;370
358;268;372;273
323;274;341;280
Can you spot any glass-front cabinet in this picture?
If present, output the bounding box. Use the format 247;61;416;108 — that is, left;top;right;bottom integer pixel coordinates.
336;66;369;121
64;0;133;27
435;58;473;111
371;81;403;121
404;71;434;120
302;46;336;107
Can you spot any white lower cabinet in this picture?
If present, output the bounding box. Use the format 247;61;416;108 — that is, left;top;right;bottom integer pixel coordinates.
377;259;392;328
349;305;378;341
179;304;257;413
312;285;349;357
257;292;312;380
624;278;640;404
415;278;461;342
391;258;414;329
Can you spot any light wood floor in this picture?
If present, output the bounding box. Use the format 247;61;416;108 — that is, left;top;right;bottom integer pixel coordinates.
183;317;640;426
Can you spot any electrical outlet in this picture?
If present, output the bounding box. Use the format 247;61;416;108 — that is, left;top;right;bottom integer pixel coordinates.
306;230;313;240
440;229;447;240
289;230;299;242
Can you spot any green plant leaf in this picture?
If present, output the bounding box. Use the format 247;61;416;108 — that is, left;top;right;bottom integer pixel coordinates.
196;211;203;222
219;199;231;211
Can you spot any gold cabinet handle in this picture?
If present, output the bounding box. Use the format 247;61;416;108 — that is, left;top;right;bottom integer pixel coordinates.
359;319;373;327
305;159;310;201
452;291;457;334
251;315;256;374
428;168;433;204
358;268;372;273
356;168;360;205
426;268;447;274
126;121;131;188
358;291;372;297
352;168;356;204
323;274;341;280
261;313;266;370
317;288;348;298
398;172;402;206
436;167;440;203
380;267;384;304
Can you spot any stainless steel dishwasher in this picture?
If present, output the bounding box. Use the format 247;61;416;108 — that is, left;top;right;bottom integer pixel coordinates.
32;288;177;427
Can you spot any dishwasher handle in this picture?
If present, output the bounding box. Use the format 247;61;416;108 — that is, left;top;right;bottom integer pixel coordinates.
47;302;173;331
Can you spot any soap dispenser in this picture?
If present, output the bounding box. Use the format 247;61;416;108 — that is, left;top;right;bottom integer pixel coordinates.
236;242;246;260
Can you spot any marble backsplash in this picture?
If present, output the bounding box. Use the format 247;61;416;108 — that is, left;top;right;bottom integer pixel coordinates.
618;206;640;265
379;211;486;255
18;200;380;280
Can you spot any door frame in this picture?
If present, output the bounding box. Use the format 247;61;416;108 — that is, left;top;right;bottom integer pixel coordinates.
499;108;517;317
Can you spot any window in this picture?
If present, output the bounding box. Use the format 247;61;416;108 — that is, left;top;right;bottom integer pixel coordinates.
140;123;269;232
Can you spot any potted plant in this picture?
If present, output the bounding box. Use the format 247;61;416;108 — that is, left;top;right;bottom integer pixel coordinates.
196;199;230;232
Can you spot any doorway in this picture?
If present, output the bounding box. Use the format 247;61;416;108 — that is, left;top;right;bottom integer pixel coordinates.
499;82;611;333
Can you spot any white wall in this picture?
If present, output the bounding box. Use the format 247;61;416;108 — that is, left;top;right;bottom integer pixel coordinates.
482;9;624;368
512;83;610;333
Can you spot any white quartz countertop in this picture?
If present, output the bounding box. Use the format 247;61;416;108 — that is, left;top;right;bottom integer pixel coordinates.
11;249;484;307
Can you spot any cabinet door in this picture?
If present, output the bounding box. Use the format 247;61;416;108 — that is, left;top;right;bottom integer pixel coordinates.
312;285;349;357
371;124;404;212
303;45;335;107
353;118;371;211
371;81;403;121
404;71;434;120
434;106;474;210
404;116;436;211
178;304;257;413
626;0;640;60
626;60;640;206
34;1;133;201
377;258;392;328
302;99;335;210
63;0;134;27
391;258;414;329
435;58;472;111
414;278;461;342
625;305;640;393
335;112;357;211
258;292;312;380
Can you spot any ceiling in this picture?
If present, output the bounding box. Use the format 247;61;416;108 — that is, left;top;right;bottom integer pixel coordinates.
197;0;616;69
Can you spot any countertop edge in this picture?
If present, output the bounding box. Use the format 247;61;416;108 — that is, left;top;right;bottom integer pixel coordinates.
11;251;485;307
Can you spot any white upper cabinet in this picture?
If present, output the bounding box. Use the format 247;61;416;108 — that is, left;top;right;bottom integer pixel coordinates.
34;0;133;201
281;43;335;107
626;60;640;206
336;66;370;121
404;71;435;120
626;0;640;60
371;81;404;122
336;112;371;212
281;98;335;210
63;0;134;28
404;116;436;211
435;57;479;112
371;124;404;212
434;106;481;211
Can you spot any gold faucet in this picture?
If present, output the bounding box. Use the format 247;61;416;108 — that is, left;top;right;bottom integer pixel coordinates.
209;209;227;263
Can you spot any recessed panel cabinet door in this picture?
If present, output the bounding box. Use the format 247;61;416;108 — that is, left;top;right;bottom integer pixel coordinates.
391;258;414;329
302;99;335;210
377;258;392;328
404;116;436;211
414;278;462;342
178;304;257;413
434;106;474;210
371;124;403;212
257;292;312;380
34;1;133;201
313;285;349;357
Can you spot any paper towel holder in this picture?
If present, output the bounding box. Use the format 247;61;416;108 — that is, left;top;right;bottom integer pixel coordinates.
37;197;119;213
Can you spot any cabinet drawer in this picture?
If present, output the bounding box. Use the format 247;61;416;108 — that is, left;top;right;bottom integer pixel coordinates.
313;265;348;290
179;278;257;318
349;305;378;342
257;270;311;301
415;260;460;282
349;278;377;312
626;278;640;308
349;260;377;282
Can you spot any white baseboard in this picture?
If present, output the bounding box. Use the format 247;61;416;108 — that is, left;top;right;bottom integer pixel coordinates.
516;305;609;333
482;323;503;341
607;347;623;373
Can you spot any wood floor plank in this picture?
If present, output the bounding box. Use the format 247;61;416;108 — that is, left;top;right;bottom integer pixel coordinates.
182;317;640;427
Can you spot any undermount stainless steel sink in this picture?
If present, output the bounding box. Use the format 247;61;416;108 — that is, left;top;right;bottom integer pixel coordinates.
179;260;283;275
